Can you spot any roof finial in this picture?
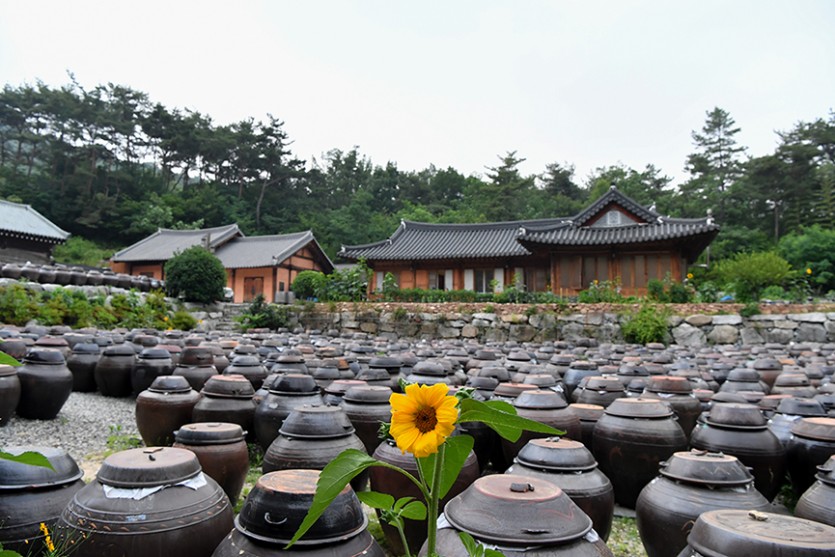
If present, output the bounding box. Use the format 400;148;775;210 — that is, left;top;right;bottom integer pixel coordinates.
706;208;714;225
649;201;656;212
610;183;617;191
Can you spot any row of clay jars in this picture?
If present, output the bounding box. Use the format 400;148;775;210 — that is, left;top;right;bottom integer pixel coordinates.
0;364;21;425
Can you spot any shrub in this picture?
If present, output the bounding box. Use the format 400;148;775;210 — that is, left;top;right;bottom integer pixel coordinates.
292;271;326;300
236;294;291;331
695;281;720;303
740;301;761;318
778;225;835;294
713;251;794;303
621;303;670;344
164;246;227;304
53;237;113;267
578;279;625;303
170;310;197;330
647;279;666;302
761;285;787;300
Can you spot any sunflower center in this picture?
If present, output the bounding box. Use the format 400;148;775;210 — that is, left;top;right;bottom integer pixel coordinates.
414;406;438;433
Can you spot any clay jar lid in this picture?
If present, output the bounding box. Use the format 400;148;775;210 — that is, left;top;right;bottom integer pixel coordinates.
604;398;673;419
726;368;762;383
776;397;826;417
514;390;567;410
570;403;604;421
175;422;246;445
444;474;592;545
368;356;402;369
97;447;201;488
71;342;101;355
515;438;597;472
466;376;499;390
102;344;136;357
753;358;782;371
706;403;767;430
568;360;597;371
493;383;538;398
279;406;355;439
816;456;835;486
0;364;16;377
235;469;367;545
687;510;835;557
791;417;835;442
148;375;193;393
660;450;754;486
324;379;367;397
270;373;318;394
711;392;748;405
523;374;557;388
343;385;392;404
646;375;693;394
23;348;66;365
475;366;510;382
180;346;215;366
411;361;446;376
229;355;262;367
0;446;83;489
583;376;625;392
201;374;255;398
138;347;172;360
775;373;811;387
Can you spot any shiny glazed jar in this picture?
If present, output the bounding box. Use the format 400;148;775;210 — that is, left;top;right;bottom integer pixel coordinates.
501;390;582;463
59;447;233;557
66;342;101;392
16;349;74;419
174;422;249;504
174;346;219;391
224;355;268;390
131;347;174;395
0;364;21;426
340;385;392;454
135;375;200;446
641;376;702;437
254;374;323;451
192;374;257;441
795;455;835;527
787;416;835;495
94;344;136;397
636;450;770;557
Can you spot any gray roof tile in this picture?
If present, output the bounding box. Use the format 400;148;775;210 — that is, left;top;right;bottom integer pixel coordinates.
0;200;69;241
215;231;334;272
111;224;242;262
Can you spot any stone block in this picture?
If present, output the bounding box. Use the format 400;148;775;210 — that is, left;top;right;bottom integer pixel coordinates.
438;326;461;338
472;313;496;322
796;323;827;343
685;315;713;327
501;313;528;324
707;325;739;345
672;323;706;348
461;324;479;338
773;319;798;329
359;321;378;334
764;328;794;344
509;324;537;342
740;327;764;345
789;312;827;323
712;315;742;326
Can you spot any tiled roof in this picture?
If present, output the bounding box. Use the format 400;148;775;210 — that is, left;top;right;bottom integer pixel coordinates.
572;187;658;225
518;218;719;247
0;200;69;241
215;230;334;272
339;218;569;261
111;224;242;262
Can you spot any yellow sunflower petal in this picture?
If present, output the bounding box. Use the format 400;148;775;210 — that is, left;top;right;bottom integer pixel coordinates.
394;427;421;454
390;392;418;414
420;383;450;407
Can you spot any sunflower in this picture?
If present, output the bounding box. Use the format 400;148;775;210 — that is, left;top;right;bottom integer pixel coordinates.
389;383;458;458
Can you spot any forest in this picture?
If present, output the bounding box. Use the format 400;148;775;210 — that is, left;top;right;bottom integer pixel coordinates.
1;77;834;267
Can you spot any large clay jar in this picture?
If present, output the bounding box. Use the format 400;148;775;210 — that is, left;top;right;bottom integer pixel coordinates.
174;346;218;391
174;422;249;505
426;474;614;557
94;344;136;397
263;406;367;490
501;390;582;463
506;437;614;541
0;364;21;425
16;349;74;420
60;447;233;557
636;450;770;557
769;397;827;447
135;375;200;446
575;376;626;408
796;455;835;527
677;509;835;557
254;373;323;451
571;403;605;449
641;376;702;437
372;438;480;556
322;378;366;406
66;342;101;392
131;347;174;395
0;446;85;553
225;355;268;390
192;374;257;441
563;360;600;400
691;403;786;501
341;385;392;454
787;417;835;496
593;398;688;508
212;469;386;557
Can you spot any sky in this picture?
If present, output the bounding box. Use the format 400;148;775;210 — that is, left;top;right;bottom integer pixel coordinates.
1;1;833;187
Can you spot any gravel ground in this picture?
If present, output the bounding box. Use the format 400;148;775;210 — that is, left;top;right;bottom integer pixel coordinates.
0;391;139;479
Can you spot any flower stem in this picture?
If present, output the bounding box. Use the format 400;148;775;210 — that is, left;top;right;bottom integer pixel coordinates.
425;443;446;557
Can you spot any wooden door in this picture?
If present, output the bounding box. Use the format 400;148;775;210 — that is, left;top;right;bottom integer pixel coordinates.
243;277;264;302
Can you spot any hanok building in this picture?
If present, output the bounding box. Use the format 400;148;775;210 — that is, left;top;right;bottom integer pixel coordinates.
0;199;70;264
339;187;719;297
110;224;333;303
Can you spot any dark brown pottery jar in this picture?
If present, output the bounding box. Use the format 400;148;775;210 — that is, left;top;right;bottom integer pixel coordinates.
575;376;626;408
263;406;368;490
174;422;249;505
562;360;600;400
636;450;770;557
322;378;367;406
341;385;392;454
593;398;688;508
0;338;28;361
131;347;174;395
254;373;323;451
212;469;385;557
371;438;479;556
769;397;827;447
571;403;605;449
0;446;85;553
502;390;581;463
795;455;835;527
506;437;614;541
59;447;233;557
174;346;219;391
94;344;136;397
192;374;257;441
787;416;835;495
225;355;268;390
16;349;74;420
641;376;702;437
66;342;100;392
135;375;200;446
690;403;785;501
0;364;21;426
424;474;614;557
677;509;835;557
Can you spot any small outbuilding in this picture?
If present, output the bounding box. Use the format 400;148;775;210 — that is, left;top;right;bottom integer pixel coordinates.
0;199;70;264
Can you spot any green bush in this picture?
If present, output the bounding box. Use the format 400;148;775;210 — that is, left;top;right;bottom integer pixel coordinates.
695;280;720;303
761;285;787;300
53;237;114;267
291;271;326;300
621;303;670;345
713;251;794;303
170;310;197;330
164;246;227;304
236;294;290;331
778;225;835;294
578;279;625;303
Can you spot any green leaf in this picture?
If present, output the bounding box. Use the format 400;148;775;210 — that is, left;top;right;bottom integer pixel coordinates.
458;531;483;556
433;435;474;499
0;550;24;557
458;398;561;443
356;491;394;510
0;451;54;470
0;352;21;367
484;549;506;557
399;500;427;520
393;496;416;512
286;449;404;548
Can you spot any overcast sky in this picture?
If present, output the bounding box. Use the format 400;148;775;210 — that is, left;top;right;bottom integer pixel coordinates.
1;1;833;187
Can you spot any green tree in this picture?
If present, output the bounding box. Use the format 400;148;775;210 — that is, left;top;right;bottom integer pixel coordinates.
469;151;536;221
163;246;227;303
778;225;835;294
